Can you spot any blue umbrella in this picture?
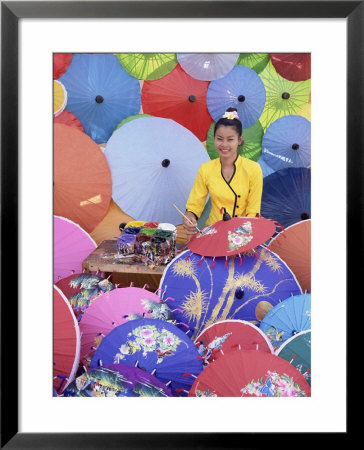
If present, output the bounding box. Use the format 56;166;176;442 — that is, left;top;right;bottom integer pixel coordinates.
261;167;311;228
89;318;203;396
104;117;209;224
259;293;311;350
276;330;311;385
206;65;266;128
59;53;141;144
159;247;302;340
177;53;239;81
257;156;275;178
262;115;311;170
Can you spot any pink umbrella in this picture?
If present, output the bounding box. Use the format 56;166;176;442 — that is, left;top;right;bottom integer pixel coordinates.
53;285;80;393
54;216;97;283
79;286;177;366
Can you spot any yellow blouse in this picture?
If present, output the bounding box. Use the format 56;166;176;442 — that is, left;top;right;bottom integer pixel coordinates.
186;155;263;226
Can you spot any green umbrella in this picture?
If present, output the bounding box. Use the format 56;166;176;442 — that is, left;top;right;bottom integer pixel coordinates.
206;119;264;162
259;60;311;130
236;53;270;74
276;330;311;386
114;113;153;132
115;53;178;80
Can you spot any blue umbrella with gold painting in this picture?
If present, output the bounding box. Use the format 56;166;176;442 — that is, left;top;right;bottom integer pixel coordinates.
159;246;302;341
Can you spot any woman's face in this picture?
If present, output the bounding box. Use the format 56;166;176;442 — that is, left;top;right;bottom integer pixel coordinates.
214;125;243;160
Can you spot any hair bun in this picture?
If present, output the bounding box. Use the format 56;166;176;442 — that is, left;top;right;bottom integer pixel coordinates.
222;109;239;120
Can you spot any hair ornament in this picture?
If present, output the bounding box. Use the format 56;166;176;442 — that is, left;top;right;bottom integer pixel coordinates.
222;110;239;120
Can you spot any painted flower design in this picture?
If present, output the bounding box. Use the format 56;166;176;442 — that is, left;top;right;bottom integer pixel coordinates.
114;325;182;364
240;370;307;397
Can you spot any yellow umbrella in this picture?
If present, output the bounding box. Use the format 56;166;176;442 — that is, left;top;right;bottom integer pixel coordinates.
53;80;67;117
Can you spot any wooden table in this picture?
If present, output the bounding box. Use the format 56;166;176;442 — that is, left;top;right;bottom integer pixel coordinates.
82;240;181;290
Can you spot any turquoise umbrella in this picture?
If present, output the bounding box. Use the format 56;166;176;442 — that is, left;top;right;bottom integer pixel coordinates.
276;330;311;385
259;293;311;349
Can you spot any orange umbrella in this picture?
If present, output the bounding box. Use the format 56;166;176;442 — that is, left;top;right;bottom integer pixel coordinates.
54;124;112;233
268;219;311;292
90;200;133;246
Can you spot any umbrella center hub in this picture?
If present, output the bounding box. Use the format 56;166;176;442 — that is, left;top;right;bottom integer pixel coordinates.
95;95;104;104
282;92;290;100
235;287;245;299
161;159;170;168
238;95;246;102
301;212;310;220
189;95;197;102
292;143;300;150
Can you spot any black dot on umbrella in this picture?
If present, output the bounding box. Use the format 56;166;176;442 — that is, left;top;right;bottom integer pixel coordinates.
235;287;245;299
292;144;300;150
161;159;170;168
95;95;104;103
282;92;290;100
189;95;196;102
301;212;310;220
238;95;246;102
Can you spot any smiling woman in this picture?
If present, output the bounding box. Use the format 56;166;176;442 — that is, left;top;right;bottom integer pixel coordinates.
183;107;263;235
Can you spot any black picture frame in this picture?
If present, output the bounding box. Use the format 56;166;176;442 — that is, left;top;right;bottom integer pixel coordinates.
1;1;359;448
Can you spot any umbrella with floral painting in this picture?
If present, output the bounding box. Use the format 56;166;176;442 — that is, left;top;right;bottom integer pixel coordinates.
188;349;311;397
79;287;175;366
89;318;203;396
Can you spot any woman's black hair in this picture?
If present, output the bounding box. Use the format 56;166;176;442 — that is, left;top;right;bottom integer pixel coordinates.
214;107;243;137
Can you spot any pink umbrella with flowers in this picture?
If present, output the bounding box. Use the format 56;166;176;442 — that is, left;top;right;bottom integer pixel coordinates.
79;286;179;366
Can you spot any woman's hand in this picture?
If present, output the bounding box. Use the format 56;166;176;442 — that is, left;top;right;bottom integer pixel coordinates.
182;211;198;237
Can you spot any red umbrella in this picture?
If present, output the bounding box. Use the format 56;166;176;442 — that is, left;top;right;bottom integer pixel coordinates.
187;215;276;258
141;64;212;141
54;109;84;132
53;285;80;393
270;53;311;82
188;349;311;397
195;319;274;365
53;53;73;79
